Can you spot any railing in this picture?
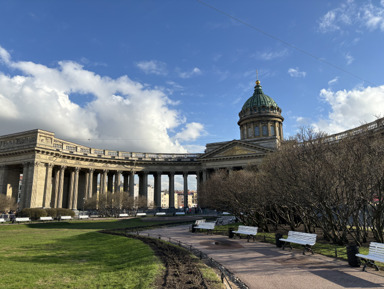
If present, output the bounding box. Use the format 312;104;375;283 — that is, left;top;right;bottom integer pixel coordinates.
51;141;202;161
127;230;249;289
322;117;384;143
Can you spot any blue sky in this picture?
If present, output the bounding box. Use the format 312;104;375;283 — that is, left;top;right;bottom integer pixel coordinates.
1;0;384;154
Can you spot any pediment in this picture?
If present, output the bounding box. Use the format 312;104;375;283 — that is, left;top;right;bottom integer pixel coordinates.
199;140;274;160
215;145;262;157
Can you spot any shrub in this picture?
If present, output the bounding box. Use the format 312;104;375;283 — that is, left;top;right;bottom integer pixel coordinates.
18;208;47;220
45;208;57;218
56;208;75;218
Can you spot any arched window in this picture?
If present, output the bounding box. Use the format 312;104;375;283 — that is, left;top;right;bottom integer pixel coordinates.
254;126;260;137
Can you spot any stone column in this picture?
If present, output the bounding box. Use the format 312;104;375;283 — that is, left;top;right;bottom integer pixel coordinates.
92;171;98;198
52;167;60;208
19;162;30;210
100;170;108;195
68;169;75;209
28;161;42;208
129;171;135;197
154;172;162;208
168;172;175;209
0;165;6;198
57;166;66;208
202;169;207;183
72;167;79;209
183;172;188;209
139;171;148;200
43;163;53;208
88;169;94;199
115;171;122;194
196;171;201;206
123;172;129;193
107;172;114;193
267;121;271;136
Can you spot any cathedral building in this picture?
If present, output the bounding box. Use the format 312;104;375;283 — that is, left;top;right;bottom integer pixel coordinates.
0;78;283;210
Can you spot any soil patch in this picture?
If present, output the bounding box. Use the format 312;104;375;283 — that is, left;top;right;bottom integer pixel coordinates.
132;235;223;289
103;230;224;288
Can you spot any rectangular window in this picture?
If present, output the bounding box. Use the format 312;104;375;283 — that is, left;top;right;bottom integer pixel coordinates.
248;127;253;137
270;125;275;136
254;126;260;136
262;125;268;136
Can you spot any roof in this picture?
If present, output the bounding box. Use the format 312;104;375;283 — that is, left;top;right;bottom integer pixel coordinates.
241;81;279;111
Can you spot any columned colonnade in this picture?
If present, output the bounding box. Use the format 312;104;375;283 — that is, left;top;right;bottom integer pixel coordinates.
0;129;255;211
9;162;205;210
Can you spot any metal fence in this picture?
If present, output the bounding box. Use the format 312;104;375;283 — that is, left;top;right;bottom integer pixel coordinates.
125;229;249;289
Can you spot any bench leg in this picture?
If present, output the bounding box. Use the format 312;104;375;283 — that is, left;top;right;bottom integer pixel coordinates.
282;242;292;251
361;259;379;272
303;245;314;255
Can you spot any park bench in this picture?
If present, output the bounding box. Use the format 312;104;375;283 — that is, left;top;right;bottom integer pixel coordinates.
175;212;185;215
15;217;31;223
59;216;72;220
155;212;166;216
78;215;89;219
232;225;258;242
136;213;146;217
39;216;53;221
356;242;384;271
194;221;216;234
0;218;6;223
195;219;206;225
279;231;317;255
119;213;129;218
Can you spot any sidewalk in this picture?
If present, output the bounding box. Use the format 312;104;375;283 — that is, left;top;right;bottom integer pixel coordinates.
140;225;384;289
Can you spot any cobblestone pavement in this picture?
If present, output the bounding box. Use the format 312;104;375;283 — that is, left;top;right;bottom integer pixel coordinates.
139;225;384;289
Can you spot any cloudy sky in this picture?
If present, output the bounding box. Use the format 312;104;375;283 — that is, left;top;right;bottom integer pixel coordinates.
1;0;384;155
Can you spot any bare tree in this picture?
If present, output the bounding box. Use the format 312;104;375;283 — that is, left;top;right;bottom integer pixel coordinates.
0;194;17;213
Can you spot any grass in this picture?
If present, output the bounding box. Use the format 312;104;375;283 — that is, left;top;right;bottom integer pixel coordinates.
0;219;169;289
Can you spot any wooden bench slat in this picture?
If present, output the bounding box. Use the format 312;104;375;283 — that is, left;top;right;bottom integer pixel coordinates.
279;231;317;254
356;242;384;271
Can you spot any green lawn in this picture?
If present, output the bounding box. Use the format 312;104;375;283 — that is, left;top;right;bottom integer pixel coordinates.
0;219;165;289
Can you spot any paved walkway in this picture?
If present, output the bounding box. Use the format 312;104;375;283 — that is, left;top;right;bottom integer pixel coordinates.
139;225;384;289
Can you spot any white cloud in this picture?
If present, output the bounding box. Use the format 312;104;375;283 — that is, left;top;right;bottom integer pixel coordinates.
178;67;202;79
328;77;339;86
318;10;342;33
313;85;384;134
345;52;354;65
136;60;167;75
0;46;11;64
318;0;384;33
288;67;306;78
259;49;288;60
0;45;205;153
174;122;205;142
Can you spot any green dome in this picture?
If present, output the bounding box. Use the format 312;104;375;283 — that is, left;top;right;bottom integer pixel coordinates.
242;81;278;111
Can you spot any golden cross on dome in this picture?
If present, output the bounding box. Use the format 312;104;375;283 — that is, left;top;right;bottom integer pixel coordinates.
256;69;260;85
